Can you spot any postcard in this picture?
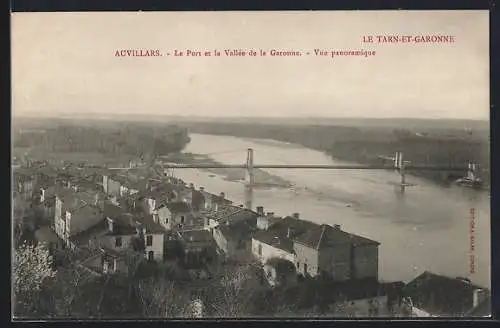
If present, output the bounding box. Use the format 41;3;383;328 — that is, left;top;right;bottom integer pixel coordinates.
11;10;491;319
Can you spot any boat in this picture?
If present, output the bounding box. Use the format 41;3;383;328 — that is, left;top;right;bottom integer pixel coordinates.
455;163;483;189
455;177;482;189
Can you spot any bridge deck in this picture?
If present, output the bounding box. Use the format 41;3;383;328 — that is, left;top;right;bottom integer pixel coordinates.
145;164;469;171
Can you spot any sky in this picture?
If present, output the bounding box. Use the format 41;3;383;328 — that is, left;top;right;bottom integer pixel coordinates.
11;11;489;120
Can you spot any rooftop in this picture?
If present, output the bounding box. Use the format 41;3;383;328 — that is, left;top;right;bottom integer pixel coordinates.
403;271;487;316
253;217;379;252
294;224;380;250
211;204;259;223
69;220;109;246
166;201;191;213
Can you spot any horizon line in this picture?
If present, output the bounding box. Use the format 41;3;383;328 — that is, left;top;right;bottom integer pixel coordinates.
12;113;489;122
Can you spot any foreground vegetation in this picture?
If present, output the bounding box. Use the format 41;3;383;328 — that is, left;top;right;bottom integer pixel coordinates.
186;121;490;187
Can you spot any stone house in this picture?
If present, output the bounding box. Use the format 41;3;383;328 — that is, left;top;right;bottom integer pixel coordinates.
212;211;259;262
252;214;380;282
293;223;380;280
154;201;192;230
402;271;490;317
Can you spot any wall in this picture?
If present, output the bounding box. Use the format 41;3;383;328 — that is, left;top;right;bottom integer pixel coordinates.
353;244;379;280
107;179;121;197
318;243;352;281
294;242;319;277
144;233;164;261
252;238;295;264
103;175;108;194
100;234;134;252
157;206;173;230
54;197;64;237
213;227;229;255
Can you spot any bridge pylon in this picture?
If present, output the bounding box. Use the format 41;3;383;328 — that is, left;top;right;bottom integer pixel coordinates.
244;148;255;210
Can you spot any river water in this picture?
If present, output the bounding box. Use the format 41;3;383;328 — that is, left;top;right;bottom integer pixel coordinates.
172;133;490;288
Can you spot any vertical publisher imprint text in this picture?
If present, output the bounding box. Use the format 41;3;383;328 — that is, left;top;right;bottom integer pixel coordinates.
469;208;476;274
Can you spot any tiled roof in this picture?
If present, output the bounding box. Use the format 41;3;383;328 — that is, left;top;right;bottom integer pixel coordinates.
34;226;59;243
166;201;190;213
252;217;318;253
69;220;109;246
103;202;125;220
135;214;165;234
294;224;380;250
218;218;257;242
403;271;486;316
212;205;258;223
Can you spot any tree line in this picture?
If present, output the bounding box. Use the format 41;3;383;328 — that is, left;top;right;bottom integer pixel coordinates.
13;124;191;157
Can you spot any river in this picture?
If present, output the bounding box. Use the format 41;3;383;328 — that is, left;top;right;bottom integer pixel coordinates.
172;133;490;288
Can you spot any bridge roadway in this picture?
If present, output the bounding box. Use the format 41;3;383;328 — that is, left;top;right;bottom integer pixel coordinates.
127;163;470;171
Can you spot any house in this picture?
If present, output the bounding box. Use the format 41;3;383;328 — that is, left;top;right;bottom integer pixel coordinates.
59;203;103;247
212;211;259;262
154;201;192;230
143;189;178;215
37;184;56;223
276;279;404;317
103;174;129;196
178;229;216;267
252;214;380;282
252;215;318;265
67;205;166;270
402;271;490;317
263;257;297;288
13;168;36;200
207;204;259;232
293;223;380;280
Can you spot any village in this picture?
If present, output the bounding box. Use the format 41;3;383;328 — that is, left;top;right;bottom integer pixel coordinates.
12;157;491;318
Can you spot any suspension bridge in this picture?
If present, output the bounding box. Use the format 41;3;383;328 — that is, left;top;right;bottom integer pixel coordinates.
112;148;478;210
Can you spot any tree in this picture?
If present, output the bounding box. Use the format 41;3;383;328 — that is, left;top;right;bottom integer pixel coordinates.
13;243;56;316
135;277;189;318
208;263;260;317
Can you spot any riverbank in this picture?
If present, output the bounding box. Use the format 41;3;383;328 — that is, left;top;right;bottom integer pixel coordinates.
159;152;293;189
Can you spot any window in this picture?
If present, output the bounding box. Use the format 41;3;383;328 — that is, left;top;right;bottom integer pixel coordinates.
304;263;308;274
297;262;300;269
258;244;262;256
148;251;154;261
146;235;153;246
180;216;185;224
115;237;122;247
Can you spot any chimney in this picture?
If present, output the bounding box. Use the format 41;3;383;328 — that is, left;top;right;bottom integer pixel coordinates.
334;224;341;229
473;288;488;308
256;206;264;216
199;186;205;192
292;213;300;219
219;192;225;199
189;183;195;189
267;212;274;217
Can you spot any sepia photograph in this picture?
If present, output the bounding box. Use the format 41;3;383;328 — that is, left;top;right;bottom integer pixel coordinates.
11;10;491;319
